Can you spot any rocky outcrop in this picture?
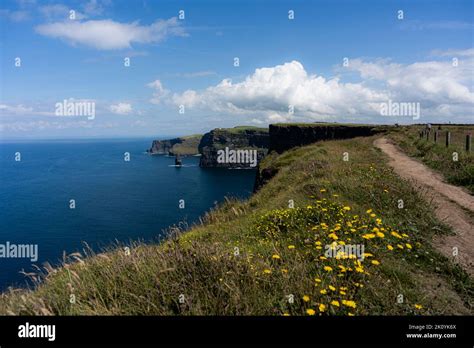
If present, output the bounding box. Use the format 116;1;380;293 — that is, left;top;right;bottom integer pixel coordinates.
269;123;382;153
148;135;202;156
198;127;269;168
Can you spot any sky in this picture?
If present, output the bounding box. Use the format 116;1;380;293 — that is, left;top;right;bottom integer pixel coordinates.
0;0;473;139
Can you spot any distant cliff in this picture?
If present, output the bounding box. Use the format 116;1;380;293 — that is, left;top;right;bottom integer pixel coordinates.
269;123;382;153
254;123;385;191
148;134;202;156
198;127;269;168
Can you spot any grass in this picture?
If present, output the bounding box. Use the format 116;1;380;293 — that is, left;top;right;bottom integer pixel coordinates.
1;135;472;315
388;126;473;193
169;135;202;156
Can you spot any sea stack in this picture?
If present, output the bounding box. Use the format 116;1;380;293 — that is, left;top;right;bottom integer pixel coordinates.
175;155;182;167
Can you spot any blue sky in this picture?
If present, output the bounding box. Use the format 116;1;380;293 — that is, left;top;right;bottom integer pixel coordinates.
0;0;473;139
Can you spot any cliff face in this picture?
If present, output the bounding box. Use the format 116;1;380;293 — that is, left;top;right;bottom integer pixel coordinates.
269;124;381;153
198;127;269;168
148;135;202;156
254;123;384;191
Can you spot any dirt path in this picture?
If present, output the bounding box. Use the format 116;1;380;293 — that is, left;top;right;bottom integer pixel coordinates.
374;137;474;275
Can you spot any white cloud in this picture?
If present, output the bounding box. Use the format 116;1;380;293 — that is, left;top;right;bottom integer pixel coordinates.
169;54;474;123
147;80;169;104
109;102;133;115
35;17;187;50
0;9;29;22
0;104;33;115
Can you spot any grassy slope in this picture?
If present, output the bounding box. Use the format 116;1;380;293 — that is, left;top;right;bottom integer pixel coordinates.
169;134;202;156
1;135;472;315
388;126;473;193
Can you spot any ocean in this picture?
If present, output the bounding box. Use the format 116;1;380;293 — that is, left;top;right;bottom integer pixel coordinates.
0;139;256;291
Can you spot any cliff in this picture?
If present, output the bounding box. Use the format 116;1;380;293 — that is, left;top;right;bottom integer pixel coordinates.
269;123;382;153
148;134;202;156
254;123;385;191
198;126;269;168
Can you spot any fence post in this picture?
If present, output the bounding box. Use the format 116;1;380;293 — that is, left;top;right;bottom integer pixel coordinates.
467;133;472;152
426;130;430;140
434;131;438;143
445;131;451;147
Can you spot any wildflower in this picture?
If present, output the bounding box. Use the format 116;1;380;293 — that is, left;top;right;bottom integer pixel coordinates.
391;231;402;239
303;295;310;302
397;244;404;249
315;241;322;246
362;233;376;239
331;300;340;307
320;189;326;193
342;300;357;308
281;269;288;273
370;213;376;218
406;243;412;249
288;245;295;250
283;313;290;316
320;289;327;294
414;304;423;310
263;269;271;274
272;254;281;259
314;278;322;283
306;309;316;315
366;209;373;214
328;285;336;291
371;260;380;265
328;233;338;240
376;232;385;238
343;206;351;211
340;290;347;295
319;304;326;312
348;313;355;316
324;266;333;272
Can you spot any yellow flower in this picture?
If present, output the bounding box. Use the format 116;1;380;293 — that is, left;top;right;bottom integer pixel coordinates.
315;241;322;246
283;313;290;316
320;189;326;193
319;304;326;312
303;295;310;302
387;244;394;251
288;245;295;249
343;206;351;211
328;233;338;240
348;312;355;316
281;268;288;273
314;278;322;283
370;213;376;218
320;289;327;294
263;269;271;274
406;243;412;249
391;231;402;239
397;244;404;249
272;254;281;259
342;300;357;308
328;285;336;291
376;232;385;238
362;233;376;239
414;304;423;310
331;300;340;307
324;266;333;272
306;308;316;315
340;290;347;295
366;209;373;214
371;260;380;265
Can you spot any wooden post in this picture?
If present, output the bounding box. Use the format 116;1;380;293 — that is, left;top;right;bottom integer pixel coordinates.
426;130;430;140
434;131;438;143
446;131;451;147
467;134;472;152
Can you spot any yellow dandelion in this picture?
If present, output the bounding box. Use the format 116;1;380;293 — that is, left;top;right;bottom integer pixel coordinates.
414;304;423;310
263;269;271;274
306;308;316;316
324;266;333;272
366;209;373;214
328;285;336;291
272;254;281;259
331;300;340;307
320;189;326;193
283;313;290;316
343;206;351;211
406;243;412;249
319;304;326;312
314;278;322;283
288;245;295;250
303;295;310;302
342;300;357;308
371;260;380;265
387;244;394;251
320;289;327;294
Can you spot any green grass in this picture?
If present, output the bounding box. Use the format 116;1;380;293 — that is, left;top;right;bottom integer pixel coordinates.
389;126;473;193
216;126;268;134
1;136;471;315
169;135;202;156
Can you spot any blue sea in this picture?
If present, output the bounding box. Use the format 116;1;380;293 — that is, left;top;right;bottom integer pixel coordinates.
0;139;256;291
